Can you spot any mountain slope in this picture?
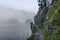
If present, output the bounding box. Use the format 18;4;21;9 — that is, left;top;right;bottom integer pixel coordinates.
0;7;35;22
45;0;60;40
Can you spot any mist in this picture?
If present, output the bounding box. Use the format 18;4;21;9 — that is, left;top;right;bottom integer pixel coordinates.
0;7;34;40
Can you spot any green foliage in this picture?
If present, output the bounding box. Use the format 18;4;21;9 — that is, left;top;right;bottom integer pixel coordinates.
38;23;44;29
51;8;60;40
42;28;49;40
27;34;34;40
27;0;60;40
45;0;60;40
52;8;60;26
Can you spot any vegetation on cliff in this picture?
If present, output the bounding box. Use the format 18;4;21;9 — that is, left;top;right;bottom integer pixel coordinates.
27;0;60;40
45;0;60;40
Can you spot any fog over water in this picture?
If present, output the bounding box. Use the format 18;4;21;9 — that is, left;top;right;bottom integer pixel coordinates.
0;23;31;40
0;7;33;40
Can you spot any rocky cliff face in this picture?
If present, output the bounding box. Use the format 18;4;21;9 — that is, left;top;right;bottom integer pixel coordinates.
28;0;60;40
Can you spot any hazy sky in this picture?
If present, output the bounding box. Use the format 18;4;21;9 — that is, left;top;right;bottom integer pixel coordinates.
0;0;38;12
0;0;52;12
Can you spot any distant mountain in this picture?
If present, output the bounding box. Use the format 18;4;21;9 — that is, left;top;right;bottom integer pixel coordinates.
0;6;35;22
25;19;33;24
